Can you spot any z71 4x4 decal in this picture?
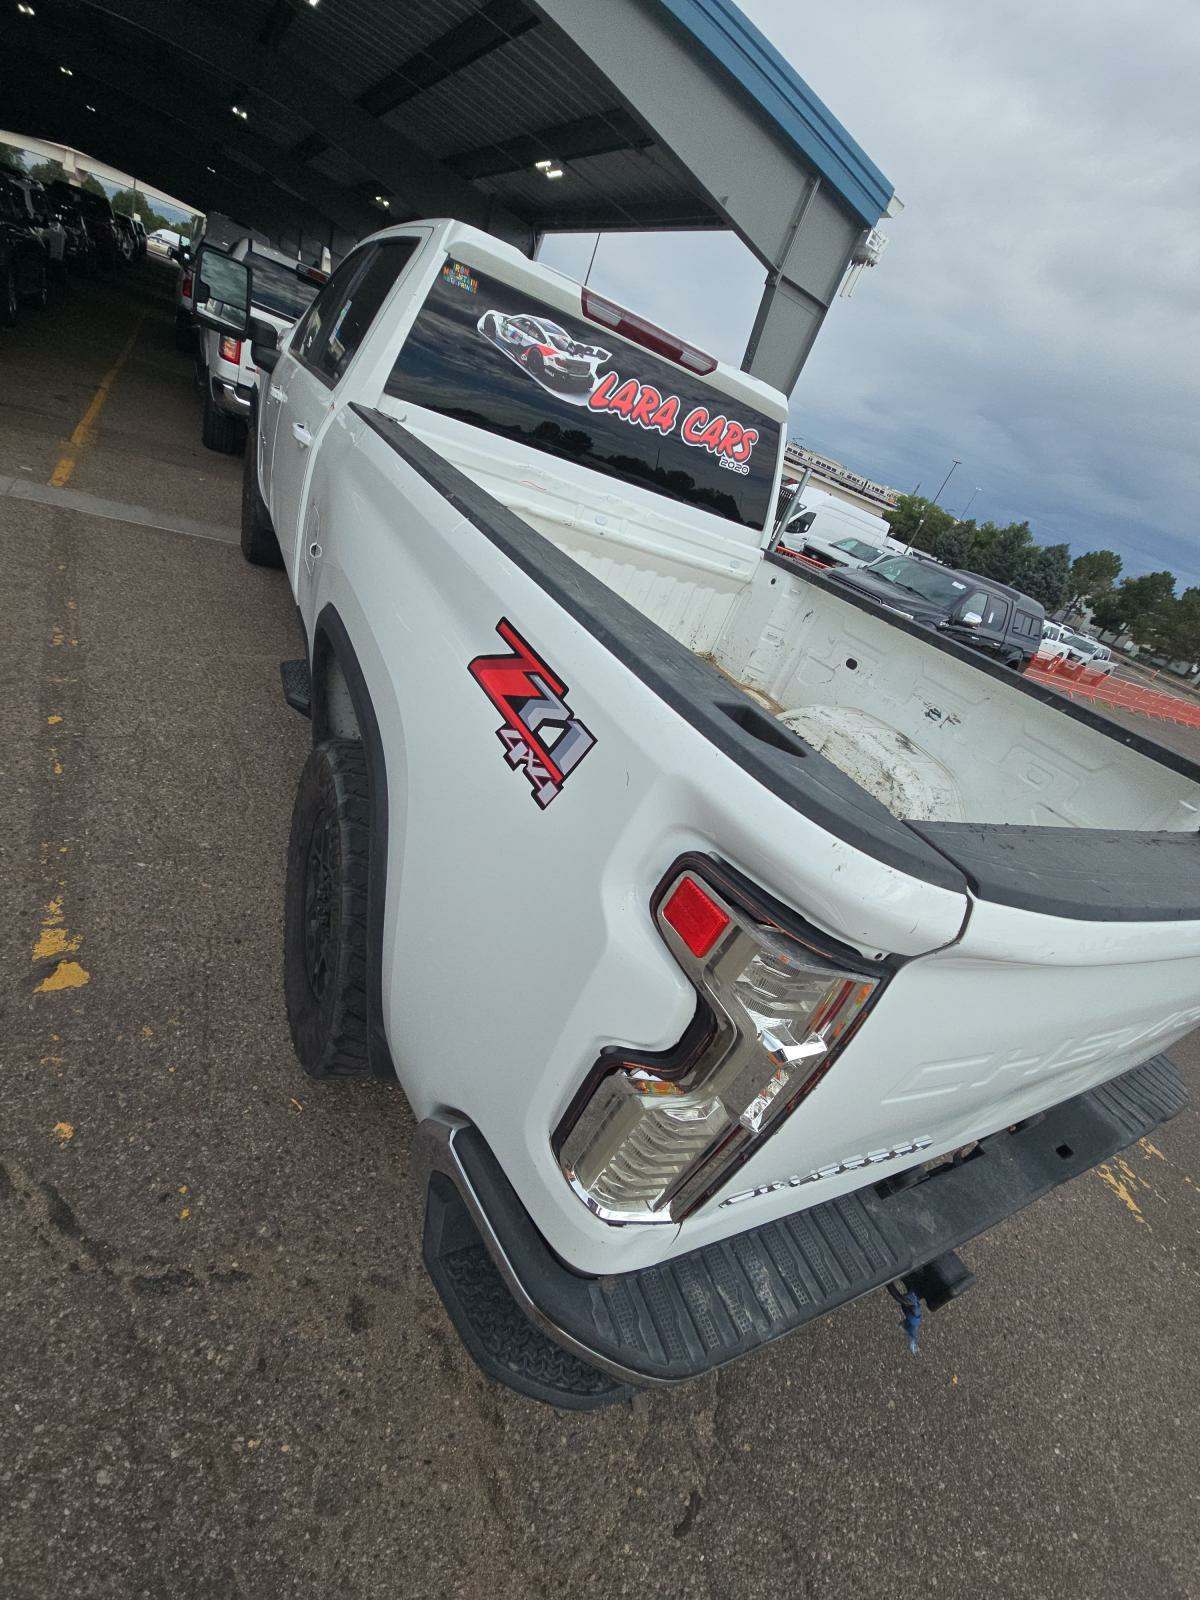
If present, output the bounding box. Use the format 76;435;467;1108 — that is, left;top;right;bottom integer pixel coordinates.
468;620;596;808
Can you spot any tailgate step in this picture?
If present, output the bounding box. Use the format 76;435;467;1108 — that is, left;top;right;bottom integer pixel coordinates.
280;658;311;718
419;1053;1187;1400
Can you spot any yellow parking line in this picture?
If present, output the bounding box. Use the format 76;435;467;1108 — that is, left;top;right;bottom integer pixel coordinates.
50;314;145;488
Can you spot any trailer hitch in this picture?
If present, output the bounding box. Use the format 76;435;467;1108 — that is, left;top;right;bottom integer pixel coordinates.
886;1250;976;1353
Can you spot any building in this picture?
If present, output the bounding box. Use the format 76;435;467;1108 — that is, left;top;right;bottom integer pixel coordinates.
784;442;899;517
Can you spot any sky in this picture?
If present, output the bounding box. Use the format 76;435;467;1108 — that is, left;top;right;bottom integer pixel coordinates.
540;0;1200;588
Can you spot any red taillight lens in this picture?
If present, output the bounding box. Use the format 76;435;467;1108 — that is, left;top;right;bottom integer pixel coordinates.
181;270;193;296
661;876;730;958
219;335;242;363
581;288;717;374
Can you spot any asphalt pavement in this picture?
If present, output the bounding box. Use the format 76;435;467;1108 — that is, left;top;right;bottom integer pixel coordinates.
2;262;1198;1600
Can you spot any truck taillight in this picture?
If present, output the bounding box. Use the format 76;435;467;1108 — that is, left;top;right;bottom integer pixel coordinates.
555;864;883;1224
219;335;242;363
581;288;717;374
181;271;193;296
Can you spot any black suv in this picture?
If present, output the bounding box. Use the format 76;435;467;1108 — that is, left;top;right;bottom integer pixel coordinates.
824;553;1046;670
0;172;49;324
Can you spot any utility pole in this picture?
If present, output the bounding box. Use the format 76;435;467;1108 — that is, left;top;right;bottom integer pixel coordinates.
958;485;981;521
911;458;961;548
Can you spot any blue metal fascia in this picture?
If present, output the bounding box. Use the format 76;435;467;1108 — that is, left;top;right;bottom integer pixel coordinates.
648;0;894;226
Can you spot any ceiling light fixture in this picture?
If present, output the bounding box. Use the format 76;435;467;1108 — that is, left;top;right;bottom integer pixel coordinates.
231;102;248;120
374;194;390;208
534;159;553;170
17;3;37;15
59;65;74;76
545;167;564;179
84;103;97;112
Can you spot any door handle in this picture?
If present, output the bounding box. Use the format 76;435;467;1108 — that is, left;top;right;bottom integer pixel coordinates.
270;384;287;402
292;421;313;448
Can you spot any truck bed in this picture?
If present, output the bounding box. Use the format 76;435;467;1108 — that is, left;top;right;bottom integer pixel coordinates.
358;406;1200;924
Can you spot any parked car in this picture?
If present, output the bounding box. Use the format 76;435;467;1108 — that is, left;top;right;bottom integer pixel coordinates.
44;181;97;274
191;220;1195;1408
1;174;67;288
797;533;886;570
195;237;325;453
71;188;121;272
825;553;1046;669
112;212;139;265
1039;623;1118;675
0;175;49;324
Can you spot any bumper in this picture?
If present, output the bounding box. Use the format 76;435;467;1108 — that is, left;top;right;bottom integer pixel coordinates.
417;1052;1187;1408
209;375;253;418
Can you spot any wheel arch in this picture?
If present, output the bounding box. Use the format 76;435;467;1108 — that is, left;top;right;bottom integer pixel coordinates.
308;603;398;1083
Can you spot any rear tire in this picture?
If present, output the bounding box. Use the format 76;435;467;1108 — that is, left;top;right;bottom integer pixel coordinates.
25;261;49;310
284;741;372;1080
0;265;17;327
201;387;245;455
240;422;283;567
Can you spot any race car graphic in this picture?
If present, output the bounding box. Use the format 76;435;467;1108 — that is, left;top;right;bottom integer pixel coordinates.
476;309;610;403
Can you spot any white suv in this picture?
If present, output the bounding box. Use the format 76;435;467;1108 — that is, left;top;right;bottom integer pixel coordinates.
196;237;326;454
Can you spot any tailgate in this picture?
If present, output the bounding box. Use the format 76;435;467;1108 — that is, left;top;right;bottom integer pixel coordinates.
677;871;1200;1250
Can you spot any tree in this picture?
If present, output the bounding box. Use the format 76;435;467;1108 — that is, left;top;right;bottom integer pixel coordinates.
1090;571;1176;646
0;145;27;173
1022;542;1070;610
109;184;140;217
27;158;65;185
1066;549;1122;610
971;521;1035;587
930;521;974;569
1163;588;1200;665
884;494;955;553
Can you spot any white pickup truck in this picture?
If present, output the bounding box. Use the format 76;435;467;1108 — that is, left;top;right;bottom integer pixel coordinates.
192;223;1196;1409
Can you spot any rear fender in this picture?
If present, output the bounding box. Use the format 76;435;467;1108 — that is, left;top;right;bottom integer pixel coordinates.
309;605;397;1083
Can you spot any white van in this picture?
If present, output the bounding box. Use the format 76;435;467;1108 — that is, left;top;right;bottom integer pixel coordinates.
775;483;891;568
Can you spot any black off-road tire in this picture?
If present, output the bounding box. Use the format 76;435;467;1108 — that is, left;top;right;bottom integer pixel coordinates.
0;265;17;327
284;741;372;1080
201;386;245;455
240;422;283;566
24;260;49;310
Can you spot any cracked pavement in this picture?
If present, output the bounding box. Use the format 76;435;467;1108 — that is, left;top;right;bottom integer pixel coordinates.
2;262;1199;1600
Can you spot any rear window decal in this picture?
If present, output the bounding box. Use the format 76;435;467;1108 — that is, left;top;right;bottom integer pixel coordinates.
477;309;609;404
468;620;596;809
387;262;782;529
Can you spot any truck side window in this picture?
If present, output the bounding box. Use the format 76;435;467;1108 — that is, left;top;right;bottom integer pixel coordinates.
294;239;418;386
982;595;1009;630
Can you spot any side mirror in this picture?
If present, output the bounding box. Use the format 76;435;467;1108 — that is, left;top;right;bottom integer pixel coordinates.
249;316;280;372
959;609;984;628
193;245;251;337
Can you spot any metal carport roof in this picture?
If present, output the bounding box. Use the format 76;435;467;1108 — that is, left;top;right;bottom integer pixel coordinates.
0;0;897;391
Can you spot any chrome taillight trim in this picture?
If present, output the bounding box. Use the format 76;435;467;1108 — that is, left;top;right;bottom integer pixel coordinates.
555;857;889;1225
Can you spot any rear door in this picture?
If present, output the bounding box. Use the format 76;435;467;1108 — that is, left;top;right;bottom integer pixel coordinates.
266;236;420;579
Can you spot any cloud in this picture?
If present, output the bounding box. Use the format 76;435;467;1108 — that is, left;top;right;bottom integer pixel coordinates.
540;0;1200;587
